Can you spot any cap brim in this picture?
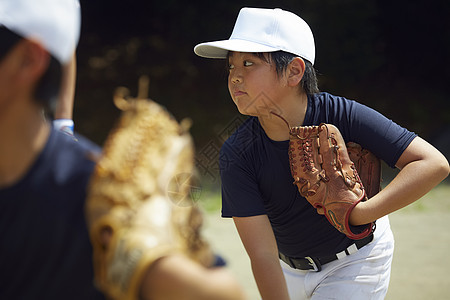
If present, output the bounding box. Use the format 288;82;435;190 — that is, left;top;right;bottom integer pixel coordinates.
194;39;279;59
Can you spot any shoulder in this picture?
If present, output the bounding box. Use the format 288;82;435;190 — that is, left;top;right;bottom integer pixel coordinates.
306;92;382;127
221;117;261;154
310;92;345;103
220;117;267;176
309;92;360;111
53;130;100;161
311;93;416;167
48;129;101;183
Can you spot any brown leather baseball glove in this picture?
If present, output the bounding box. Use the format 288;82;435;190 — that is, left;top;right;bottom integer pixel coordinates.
271;112;379;239
85;77;213;300
287;123;377;239
346;142;382;199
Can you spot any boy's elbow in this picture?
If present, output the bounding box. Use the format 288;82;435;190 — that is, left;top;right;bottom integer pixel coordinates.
441;158;450;179
434;153;450;181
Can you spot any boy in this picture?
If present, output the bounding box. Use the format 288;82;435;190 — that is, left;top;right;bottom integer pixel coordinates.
0;0;244;299
194;7;449;300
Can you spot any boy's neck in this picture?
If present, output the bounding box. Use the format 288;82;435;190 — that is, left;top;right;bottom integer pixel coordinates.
259;92;308;141
0;99;50;188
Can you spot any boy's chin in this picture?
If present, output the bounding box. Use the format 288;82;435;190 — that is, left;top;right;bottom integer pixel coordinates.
238;109;257;117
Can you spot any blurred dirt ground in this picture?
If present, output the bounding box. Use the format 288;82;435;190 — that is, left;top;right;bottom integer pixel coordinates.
202;184;450;300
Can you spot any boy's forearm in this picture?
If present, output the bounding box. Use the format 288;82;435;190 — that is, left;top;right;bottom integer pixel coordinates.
350;138;449;226
251;255;290;300
54;54;76;119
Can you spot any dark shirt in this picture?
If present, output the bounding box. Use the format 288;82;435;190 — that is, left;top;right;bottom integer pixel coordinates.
0;129;105;299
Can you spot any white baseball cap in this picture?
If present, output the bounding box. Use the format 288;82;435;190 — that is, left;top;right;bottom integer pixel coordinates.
0;0;81;64
194;7;315;64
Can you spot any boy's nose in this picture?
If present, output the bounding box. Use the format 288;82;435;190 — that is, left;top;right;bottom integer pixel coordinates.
230;74;242;84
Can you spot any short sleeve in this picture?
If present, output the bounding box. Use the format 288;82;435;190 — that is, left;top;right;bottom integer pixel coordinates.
347;101;417;168
220;141;266;218
305;93;417;169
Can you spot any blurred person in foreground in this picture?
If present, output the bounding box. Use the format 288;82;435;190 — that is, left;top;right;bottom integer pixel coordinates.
0;0;245;299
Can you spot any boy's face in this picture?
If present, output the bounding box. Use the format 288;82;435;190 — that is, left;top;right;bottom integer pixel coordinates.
227;52;290;117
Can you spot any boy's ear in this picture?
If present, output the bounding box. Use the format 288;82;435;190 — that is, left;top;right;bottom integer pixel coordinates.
15;40;50;86
287;57;305;87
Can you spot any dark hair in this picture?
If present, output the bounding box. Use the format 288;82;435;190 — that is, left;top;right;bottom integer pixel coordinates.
254;51;319;95
0;26;22;60
0;26;62;115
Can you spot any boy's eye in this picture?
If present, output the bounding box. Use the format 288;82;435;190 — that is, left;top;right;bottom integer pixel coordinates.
227;60;252;71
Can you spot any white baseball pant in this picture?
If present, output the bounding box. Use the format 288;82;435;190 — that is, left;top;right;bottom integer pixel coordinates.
280;216;394;300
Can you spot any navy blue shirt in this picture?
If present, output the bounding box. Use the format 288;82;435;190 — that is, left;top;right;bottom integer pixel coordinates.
0;129;105;299
220;92;416;258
